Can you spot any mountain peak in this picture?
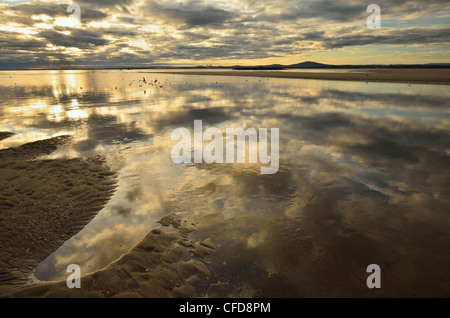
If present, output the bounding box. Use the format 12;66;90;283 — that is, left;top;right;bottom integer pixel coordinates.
288;61;329;68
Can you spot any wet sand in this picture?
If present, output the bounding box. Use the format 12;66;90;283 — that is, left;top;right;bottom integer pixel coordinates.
155;68;450;84
0;133;117;290
0;133;215;297
1;215;215;297
0;132;15;142
2;69;449;298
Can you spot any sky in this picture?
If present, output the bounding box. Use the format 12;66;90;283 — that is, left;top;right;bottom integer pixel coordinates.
0;0;449;69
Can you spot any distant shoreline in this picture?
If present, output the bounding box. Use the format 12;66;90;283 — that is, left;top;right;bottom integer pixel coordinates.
149;68;450;85
1;64;450;72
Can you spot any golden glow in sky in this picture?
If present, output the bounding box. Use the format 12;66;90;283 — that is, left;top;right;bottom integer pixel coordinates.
0;0;449;69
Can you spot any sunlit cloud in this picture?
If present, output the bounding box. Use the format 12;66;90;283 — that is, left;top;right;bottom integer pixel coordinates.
0;0;449;69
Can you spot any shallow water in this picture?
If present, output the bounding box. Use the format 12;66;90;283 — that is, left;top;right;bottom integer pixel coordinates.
0;70;449;296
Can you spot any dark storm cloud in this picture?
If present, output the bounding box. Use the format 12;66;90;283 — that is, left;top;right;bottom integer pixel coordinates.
142;0;236;27
37;29;109;48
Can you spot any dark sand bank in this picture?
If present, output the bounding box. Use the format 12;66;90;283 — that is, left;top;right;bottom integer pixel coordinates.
0;133;215;297
0;132;15;142
1;214;215;297
0;134;117;287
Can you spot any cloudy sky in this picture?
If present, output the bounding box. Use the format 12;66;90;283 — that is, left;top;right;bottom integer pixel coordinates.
0;0;449;69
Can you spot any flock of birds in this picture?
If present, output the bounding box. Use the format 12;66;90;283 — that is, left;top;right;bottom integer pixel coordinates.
104;76;270;96
127;76;168;94
77;76;173;94
9;73;273;93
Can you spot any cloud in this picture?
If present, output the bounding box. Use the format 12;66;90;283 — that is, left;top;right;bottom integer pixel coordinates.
252;0;365;23
77;0;135;6
141;0;236;27
116;15;138;24
37;29;109;48
0;0;449;68
0;31;43;49
247;0;449;22
7;2;107;23
324;27;450;49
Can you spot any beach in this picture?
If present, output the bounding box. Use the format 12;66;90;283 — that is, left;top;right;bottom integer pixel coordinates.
154;68;450;84
1;0;450;303
0;134;116;289
0;133;215;297
0;69;449;298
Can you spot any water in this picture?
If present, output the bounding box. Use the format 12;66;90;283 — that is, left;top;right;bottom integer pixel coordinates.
0;69;449;296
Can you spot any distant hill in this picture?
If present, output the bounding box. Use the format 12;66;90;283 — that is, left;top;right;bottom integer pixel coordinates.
232;61;330;70
230;61;450;70
286;61;330;68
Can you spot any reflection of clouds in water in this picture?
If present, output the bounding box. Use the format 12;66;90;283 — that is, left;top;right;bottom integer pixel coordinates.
72;114;152;155
2;71;449;151
35;144;182;281
111;205;132;217
152;96;450;295
125;185;143;203
4;70;449;295
152;107;237;130
37;223;150;281
279;111;449;170
306;88;450;109
185;153;449;296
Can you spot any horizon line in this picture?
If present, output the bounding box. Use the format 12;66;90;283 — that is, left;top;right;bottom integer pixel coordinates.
1;61;450;71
